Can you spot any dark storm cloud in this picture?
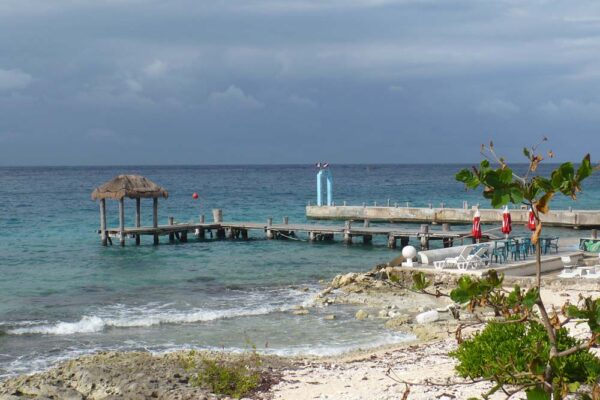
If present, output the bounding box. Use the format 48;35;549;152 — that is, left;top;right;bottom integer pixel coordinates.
1;0;600;165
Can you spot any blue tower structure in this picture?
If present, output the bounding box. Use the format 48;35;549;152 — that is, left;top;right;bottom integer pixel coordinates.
316;167;333;206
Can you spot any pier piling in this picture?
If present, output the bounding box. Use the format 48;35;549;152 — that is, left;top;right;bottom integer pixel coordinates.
387;235;397;249
153;198;159;245
168;217;175;243
100;199;107;246
344;221;352;244
119;198;125;247
419;224;430;250
266;218;274;239
135;198;141;245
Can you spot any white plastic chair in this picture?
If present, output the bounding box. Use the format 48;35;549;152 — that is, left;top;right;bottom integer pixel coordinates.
457;247;490;270
434;246;473;270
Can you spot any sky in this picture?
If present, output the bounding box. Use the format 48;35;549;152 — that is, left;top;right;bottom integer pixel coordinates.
1;0;599;165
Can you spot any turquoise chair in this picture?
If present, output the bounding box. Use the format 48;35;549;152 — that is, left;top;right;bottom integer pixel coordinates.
507;239;524;261
491;241;507;263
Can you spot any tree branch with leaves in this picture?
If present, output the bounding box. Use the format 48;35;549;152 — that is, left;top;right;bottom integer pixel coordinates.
410;140;599;399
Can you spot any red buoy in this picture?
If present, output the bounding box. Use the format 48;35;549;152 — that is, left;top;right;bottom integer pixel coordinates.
192;192;199;199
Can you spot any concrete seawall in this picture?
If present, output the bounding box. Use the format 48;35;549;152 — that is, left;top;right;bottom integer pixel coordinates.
306;205;600;229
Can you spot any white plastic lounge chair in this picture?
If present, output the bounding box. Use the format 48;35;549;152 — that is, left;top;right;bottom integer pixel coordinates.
457;247;490;270
433;246;473;270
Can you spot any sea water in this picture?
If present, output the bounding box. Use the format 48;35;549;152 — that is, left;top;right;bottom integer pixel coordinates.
0;164;598;378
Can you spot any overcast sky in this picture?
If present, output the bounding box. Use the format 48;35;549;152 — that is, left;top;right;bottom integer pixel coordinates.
1;0;599;165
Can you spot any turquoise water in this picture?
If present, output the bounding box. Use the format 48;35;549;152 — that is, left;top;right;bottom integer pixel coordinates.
1;164;598;377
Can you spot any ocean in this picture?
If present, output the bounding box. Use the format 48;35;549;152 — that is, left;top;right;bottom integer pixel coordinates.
1;164;598;378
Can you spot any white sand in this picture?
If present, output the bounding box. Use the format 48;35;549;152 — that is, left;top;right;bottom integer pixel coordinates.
270;278;599;400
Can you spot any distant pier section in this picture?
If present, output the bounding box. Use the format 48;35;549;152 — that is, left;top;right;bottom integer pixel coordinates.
306;205;600;229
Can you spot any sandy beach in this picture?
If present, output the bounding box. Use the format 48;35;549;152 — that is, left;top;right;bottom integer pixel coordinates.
1;266;598;400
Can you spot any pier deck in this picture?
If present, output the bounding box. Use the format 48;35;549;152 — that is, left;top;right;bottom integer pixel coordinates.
306;205;600;229
99;219;494;249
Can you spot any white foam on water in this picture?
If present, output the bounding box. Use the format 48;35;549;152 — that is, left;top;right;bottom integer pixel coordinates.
152;331;415;358
6;287;317;336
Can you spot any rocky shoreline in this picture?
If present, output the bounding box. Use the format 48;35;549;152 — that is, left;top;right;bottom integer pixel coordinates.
1;267;598;399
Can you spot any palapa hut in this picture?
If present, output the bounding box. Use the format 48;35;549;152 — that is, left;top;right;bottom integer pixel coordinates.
92;175;168;246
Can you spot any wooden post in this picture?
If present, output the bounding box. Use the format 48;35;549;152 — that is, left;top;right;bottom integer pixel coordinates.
283;216;289;225
215;211;225;239
181;231;188;242
241;229;249;240
344;220;352;244
363;235;372;245
364;219;370;228
119;198;125;247
100;199;107;246
387;235;397;249
197;216;206;240
420;224;429;250
227;228;235;240
592;229;598;239
266;218;274;239
153;198;159;245
212;209;223;223
169;217;175;243
309;231;316;242
135;198;141;245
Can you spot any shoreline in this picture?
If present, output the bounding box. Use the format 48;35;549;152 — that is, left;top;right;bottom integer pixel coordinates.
1;268;599;399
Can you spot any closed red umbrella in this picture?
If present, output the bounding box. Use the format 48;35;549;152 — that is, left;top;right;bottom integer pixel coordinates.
472;210;482;242
527;208;536;231
501;206;512;238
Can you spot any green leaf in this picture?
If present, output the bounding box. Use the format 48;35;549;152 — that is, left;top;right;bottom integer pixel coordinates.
533;176;553;192
522;288;539;309
491;190;510;208
499;168;513;184
565;305;586;319
510;186;524;204
484;270;504;287
576;154;592;181
411;272;431;291
450;287;471;304
567;382;581;393
523;147;531;160
526;387;551;400
456;169;481;189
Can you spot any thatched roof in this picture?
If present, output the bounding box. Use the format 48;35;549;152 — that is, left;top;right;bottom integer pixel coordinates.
91;175;169;200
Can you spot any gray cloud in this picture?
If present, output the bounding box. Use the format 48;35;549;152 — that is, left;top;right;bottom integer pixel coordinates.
0;68;32;90
1;0;600;165
208;85;264;109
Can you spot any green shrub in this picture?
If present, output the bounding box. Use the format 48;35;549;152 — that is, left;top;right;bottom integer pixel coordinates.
182;348;262;399
451;320;600;396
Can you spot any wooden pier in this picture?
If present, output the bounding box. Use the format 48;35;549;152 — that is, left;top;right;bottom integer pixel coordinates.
98;216;495;250
91;174;494;250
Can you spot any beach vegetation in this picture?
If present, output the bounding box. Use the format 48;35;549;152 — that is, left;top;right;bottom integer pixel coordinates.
182;345;263;399
408;140;600;399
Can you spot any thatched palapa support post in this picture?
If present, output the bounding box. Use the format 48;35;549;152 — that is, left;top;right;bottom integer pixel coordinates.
119;198;125;246
91;175;168;247
153;198;159;245
100;199;107;246
135;198;141;245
